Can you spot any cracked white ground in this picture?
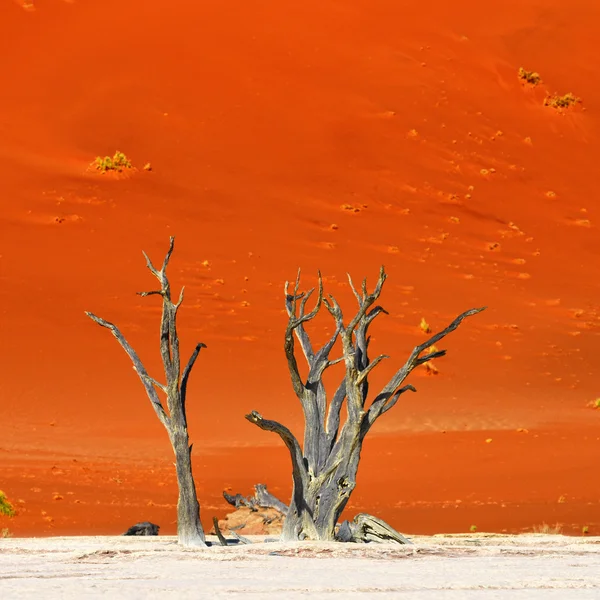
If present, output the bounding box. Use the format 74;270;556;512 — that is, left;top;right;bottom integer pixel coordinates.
1;534;599;599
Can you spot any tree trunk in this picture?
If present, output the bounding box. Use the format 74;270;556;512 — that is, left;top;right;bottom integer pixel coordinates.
173;434;205;546
283;443;362;541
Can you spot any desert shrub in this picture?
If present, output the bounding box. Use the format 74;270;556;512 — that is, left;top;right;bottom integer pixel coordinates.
544;93;580;109
518;67;541;85
0;491;15;517
1;528;11;538
94;151;133;173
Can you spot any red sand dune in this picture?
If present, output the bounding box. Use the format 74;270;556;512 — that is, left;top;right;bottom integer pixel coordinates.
1;0;599;537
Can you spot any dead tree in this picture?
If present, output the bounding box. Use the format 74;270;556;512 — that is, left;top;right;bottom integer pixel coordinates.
86;237;207;547
337;514;412;544
223;484;289;514
246;267;484;541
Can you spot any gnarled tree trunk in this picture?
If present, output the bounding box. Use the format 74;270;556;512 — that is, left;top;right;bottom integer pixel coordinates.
86;238;207;547
247;267;484;541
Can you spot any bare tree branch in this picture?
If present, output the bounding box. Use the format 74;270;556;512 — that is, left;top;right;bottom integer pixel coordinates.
181;343;206;398
142;252;160;278
161;236;176;272
344;267;387;338
143;374;167;394
253;484;289;515
325;380;346;445
377;384;417;419
284;273;325;395
366;307;486;427
137;290;164;298
223;484;289;515
229;530;252;545
85;312;171;429
355;354;390;385
284;272;324;359
245;411;306;482
174;286;185;309
181;342;207;418
212;517;228;546
285;271;324;324
306;327;341;386
347;272;363;305
416;349;447;366
322;294;345;329
365;305;389;327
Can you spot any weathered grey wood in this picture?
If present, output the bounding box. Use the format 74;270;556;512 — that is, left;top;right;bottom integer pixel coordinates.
223;484;289;514
229;530;252;545
254;484;289;515
86;237;207;548
247;267;485;541
336;520;354;542
223;492;252;510
212;517;228;547
337;514;413;544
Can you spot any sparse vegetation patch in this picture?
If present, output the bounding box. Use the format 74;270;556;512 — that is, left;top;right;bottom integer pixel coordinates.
518;67;541;86
93;151;133;173
0;490;15;517
533;522;563;535
544;93;581;110
419;317;431;334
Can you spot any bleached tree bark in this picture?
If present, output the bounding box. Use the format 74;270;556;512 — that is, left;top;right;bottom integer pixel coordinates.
223;484;289;514
246;267;484;541
86;237;207;547
337;513;412;544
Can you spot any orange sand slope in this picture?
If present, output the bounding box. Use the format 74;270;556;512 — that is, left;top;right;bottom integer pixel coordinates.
1;0;599;537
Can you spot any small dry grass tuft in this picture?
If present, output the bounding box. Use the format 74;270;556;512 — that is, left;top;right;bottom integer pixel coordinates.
1;528;12;538
518;67;541;85
544;93;581;110
533;522;563;535
423;362;439;376
419;318;431;334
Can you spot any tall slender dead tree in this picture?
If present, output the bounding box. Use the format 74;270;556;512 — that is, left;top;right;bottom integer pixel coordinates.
85;237;207;547
246;267;485;541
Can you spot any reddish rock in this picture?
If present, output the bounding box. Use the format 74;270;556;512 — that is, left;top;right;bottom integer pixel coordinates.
211;507;284;536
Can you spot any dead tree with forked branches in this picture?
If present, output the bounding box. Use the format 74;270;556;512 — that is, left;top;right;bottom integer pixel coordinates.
246;267;485;541
85;237;207;547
